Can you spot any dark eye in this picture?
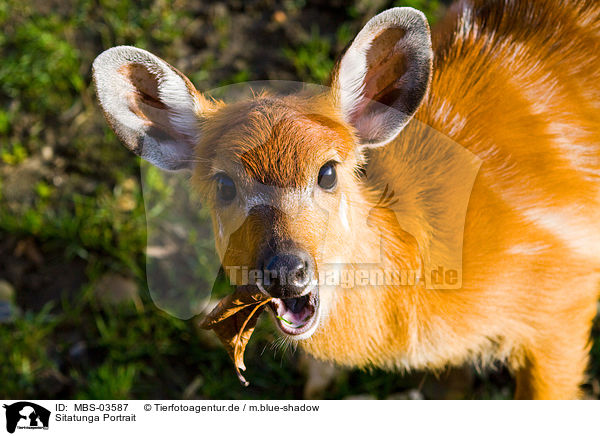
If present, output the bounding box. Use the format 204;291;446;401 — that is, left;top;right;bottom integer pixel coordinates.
215;173;236;203
318;162;337;191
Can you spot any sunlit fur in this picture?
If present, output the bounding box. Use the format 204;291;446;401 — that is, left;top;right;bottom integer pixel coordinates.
187;0;600;399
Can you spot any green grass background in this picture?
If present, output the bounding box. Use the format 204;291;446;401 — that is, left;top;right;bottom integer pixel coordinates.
1;0;598;400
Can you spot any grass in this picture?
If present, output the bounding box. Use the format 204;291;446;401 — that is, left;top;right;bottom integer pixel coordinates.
284;25;336;84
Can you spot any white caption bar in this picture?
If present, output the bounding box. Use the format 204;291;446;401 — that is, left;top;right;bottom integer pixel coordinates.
0;400;596;436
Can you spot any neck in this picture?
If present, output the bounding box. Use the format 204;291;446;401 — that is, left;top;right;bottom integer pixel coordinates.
302;176;424;368
301;120;484;369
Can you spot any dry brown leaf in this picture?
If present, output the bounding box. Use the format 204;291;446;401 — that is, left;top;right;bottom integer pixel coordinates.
200;288;271;386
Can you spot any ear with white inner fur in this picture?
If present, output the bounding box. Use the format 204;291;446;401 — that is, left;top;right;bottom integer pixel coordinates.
92;46;210;171
333;8;433;147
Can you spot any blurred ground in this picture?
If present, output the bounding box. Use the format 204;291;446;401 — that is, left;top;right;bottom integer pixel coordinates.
1;0;598;400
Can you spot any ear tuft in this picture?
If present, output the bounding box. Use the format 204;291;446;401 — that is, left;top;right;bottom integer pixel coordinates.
334;8;433;147
93;46;207;171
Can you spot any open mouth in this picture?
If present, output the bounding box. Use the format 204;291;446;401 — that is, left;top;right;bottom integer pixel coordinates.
267;287;320;337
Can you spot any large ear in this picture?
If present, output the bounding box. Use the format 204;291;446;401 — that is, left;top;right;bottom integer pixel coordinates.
332;8;433;147
92;46;210;171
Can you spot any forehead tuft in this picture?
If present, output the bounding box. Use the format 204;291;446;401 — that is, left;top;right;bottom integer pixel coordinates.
201;96;355;188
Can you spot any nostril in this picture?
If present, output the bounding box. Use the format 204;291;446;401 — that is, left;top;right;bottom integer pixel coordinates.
291;263;309;287
259;250;313;297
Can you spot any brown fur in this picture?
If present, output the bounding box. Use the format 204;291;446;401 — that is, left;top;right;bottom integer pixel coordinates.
187;0;600;399
97;0;599;399
303;0;600;399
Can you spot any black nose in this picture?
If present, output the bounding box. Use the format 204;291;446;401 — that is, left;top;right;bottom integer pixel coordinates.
259;249;314;299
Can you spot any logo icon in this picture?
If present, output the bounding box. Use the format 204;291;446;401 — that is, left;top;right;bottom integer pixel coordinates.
3;402;50;434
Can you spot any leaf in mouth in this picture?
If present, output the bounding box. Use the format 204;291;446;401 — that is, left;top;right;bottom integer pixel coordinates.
276;315;293;325
199;288;271;386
